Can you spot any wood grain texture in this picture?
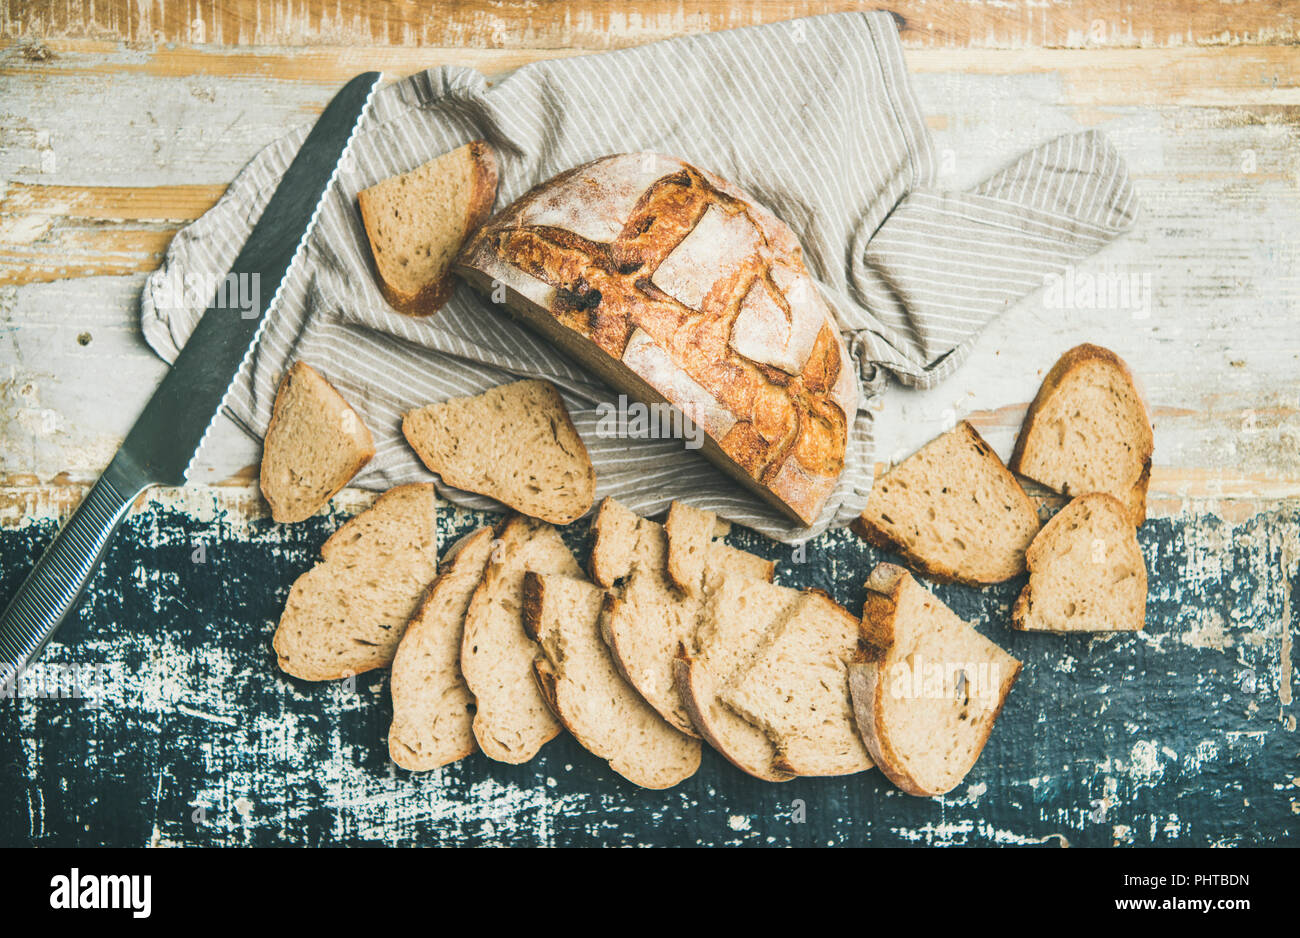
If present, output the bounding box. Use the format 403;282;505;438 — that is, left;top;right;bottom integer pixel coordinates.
0;1;1297;846
0;498;1295;846
7;0;1299;49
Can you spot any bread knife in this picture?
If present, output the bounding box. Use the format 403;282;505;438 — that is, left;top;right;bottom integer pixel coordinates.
0;71;382;693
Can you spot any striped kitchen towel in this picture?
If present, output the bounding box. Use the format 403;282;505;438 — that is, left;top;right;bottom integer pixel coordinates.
140;11;1137;543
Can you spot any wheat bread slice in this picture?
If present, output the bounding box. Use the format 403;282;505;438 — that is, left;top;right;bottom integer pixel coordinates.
588;496;647;587
665;501;718;595
1010;343;1154;525
388;526;494;770
403;379;596;525
523;572;701;789
460;515;581;763
849;563;1021;796
1012;492;1147;632
273;483;438;681
853;421;1040;585
591;498;775;737
721;589;873;776
675;573;801;781
358;140;499;316
260;361;375;524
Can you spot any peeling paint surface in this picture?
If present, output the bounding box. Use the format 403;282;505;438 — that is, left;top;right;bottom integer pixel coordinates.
0;499;1295;846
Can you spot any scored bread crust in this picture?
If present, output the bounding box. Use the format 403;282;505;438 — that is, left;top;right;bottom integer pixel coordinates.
388;526;494;770
851;421;1039;585
358;140;500;316
260;361;375;524
455;153;858;526
1009;343;1153;525
849;564;1021;797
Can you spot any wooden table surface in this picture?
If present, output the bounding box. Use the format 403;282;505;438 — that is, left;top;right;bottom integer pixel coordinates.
1;1;1297;846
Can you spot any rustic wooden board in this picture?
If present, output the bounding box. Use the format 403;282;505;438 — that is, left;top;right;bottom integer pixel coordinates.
1;1;1297;846
9;0;1299;49
1;492;1296;846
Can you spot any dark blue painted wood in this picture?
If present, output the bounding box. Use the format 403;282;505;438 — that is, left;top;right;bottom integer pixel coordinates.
1;501;1295;846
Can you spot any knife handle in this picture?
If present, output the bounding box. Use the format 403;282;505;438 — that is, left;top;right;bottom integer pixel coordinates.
0;456;148;693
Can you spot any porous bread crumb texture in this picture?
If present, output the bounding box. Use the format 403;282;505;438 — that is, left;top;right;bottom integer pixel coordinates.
358;140;499;316
851;564;1021;797
664;501;717;595
1011;344;1153;525
403;379;596;525
853;421;1040;585
720;590;872;777
590;498;774;740
459;515;581;764
273;484;438;682
677;573;800;781
260;361;375;524
1013;493;1147;633
524;573;700;789
388;526;495;771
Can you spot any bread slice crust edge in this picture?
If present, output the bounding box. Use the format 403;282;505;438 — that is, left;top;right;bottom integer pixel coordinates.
1009;342;1154;525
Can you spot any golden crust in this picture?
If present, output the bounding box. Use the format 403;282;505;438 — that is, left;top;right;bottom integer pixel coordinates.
457;154;856;526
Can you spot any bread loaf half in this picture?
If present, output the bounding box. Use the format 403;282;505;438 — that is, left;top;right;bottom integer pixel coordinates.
388;526;494;771
523;572;701;789
1010;343;1153;525
273;483;438;681
853;421;1040;585
260;361;375;524
849;564;1021;797
1012;493;1147;633
403;379;596;525
358;141;498;316
459;515;581;763
456;153;858;526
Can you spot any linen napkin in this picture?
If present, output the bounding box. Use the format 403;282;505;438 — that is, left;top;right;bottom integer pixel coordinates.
141;11;1137;542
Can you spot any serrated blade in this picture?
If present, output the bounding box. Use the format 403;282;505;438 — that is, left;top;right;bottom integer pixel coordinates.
0;71;382;692
121;70;381;487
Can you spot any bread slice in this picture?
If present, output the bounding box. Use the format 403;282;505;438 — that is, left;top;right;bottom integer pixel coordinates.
358;141;499;316
273;483;438;681
388;526;494;771
1010;343;1154;525
665;501;719;595
260;361;375;524
459;515;581;763
721;590;873;776
523;572;701;789
589;498;775;737
1012;493;1147;633
852;421;1040;585
849;563;1021;796
588;496;647;588
675;573;801;781
403;379;596;525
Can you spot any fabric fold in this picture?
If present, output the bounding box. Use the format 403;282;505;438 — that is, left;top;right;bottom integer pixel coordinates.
139;11;1138;542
